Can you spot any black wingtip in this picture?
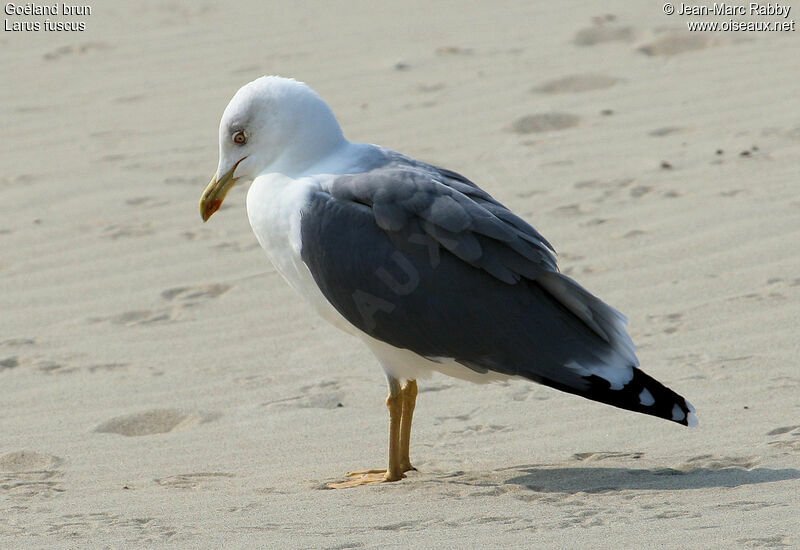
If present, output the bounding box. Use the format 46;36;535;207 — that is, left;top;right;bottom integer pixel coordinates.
539;367;698;426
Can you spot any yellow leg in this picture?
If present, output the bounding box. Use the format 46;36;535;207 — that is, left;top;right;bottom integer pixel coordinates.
399;380;417;473
329;378;417;489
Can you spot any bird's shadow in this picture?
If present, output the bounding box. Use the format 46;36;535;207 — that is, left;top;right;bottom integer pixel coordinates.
433;463;800;494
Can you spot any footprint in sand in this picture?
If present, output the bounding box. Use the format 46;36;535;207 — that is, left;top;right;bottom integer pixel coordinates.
678;455;759;471
160;283;231;304
102;223;155;240
630;185;653;198
726;291;786;305
646;312;684;335
114;94;146;104
433;407;482;426
621;229;648;239
0;174;39;187
581;218;610;227
264;380;344;410
0;450;65;499
89;309;177;326
572;451;645;462
43;42;108;61
511;113;580;134
0;356;19;371
45;512;177;540
36;359;78;375
767;425;800;452
90;284;231;327
451;424;512;436
418;83;446;93
155;472;235;490
737;535;790;548
0;450;63;471
0;353;77;375
648;127;685;137
0;343;130;376
211;240;261;252
125;196;167;207
532;74;621;94
508;385;550;402
184;229;261;254
638;33;717;56
573;21;636;46
94;409;221;437
86;362;130;373
551;203;586;217
575;178;635;204
436;46;474;56
767;426;800;436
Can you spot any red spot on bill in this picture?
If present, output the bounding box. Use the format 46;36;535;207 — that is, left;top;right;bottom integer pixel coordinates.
207;199;222;217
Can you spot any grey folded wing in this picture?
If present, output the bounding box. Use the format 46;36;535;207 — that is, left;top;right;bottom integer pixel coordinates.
299;161;639;392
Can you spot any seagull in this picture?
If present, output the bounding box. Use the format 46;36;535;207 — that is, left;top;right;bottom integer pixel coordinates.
199;76;697;488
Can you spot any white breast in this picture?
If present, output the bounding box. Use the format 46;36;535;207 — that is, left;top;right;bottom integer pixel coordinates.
246;173;359;336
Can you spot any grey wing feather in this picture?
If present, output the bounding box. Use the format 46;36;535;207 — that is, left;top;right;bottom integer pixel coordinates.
434;165;556;253
330;166;558;280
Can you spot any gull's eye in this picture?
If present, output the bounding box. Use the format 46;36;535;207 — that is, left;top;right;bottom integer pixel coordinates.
232;130;247;145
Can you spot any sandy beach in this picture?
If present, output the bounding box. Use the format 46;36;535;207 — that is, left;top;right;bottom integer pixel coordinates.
2;1;799;548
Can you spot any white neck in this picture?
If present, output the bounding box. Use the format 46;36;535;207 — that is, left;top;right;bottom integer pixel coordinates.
263;98;348;177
